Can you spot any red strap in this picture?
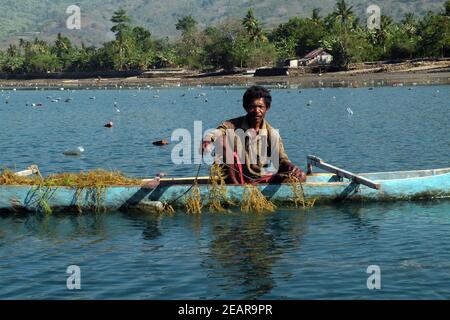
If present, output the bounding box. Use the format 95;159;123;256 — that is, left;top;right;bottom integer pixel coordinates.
233;152;245;185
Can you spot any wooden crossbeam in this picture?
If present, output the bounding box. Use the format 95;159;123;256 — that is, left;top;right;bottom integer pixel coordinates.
307;155;381;190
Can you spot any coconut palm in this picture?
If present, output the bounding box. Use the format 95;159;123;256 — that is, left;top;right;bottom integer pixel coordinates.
331;0;354;28
242;9;267;43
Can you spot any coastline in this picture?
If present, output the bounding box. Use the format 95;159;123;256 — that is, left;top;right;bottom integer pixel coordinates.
1;67;449;90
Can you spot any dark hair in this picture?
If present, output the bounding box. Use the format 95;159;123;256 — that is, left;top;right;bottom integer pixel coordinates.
243;85;272;109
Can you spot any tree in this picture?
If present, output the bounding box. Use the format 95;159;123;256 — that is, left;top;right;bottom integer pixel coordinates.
176;16;198;35
271;16;325;59
2;45;25;73
175;16;203;68
417;11;450;57
242;9;266;43
52;33;76;70
402;13;417;35
310;8;322;24
330;0;354;29
111;8;131;36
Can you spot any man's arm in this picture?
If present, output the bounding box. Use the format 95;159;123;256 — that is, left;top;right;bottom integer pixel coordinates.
271;130;307;182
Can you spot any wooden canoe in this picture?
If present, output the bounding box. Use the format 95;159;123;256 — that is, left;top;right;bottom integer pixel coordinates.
1;167;449;214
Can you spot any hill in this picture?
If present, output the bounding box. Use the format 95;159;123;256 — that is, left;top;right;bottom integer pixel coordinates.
0;0;446;48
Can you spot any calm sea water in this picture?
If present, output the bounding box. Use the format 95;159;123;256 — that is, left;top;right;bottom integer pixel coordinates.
0;85;449;299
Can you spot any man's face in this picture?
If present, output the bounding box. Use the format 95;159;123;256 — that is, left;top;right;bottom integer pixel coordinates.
245;98;269;122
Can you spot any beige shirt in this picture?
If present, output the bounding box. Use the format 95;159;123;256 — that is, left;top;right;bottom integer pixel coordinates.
211;116;290;179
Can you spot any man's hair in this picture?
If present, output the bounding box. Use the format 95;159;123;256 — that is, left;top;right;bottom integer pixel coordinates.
243;85;272;109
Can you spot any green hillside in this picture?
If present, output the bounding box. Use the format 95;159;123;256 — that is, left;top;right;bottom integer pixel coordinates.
0;0;446;47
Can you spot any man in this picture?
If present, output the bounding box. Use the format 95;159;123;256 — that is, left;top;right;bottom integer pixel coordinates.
202;85;306;184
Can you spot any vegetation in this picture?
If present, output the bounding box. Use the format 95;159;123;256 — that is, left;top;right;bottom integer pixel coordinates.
0;1;448;72
0;169;144;214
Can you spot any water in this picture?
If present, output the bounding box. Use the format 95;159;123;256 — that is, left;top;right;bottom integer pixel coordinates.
0;85;449;299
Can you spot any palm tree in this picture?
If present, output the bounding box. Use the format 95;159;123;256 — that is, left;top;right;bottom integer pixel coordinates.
111;8;131;36
310;8;322;24
176;16;198;36
375;15;394;55
331;0;354;28
242;9;266;43
402;13;417;35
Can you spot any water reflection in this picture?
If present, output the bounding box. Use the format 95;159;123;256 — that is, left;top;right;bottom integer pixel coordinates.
333;203;383;236
122;212;163;241
205;211;309;299
7;213;111;241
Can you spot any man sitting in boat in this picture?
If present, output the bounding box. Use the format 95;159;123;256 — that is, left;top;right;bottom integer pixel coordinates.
202;85;306;184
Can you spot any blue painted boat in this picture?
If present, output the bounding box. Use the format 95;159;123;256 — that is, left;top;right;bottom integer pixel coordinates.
1;167;449;214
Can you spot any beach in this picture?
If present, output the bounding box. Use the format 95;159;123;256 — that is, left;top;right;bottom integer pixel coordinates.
1;62;449;89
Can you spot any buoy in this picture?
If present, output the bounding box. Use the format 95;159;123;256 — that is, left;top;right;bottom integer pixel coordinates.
153;140;169;146
63;146;85;156
104;122;114;128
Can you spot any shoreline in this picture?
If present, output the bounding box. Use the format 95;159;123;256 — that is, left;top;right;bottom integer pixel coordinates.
1;68;449;90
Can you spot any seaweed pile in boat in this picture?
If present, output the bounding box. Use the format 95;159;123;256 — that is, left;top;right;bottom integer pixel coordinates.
0;169;144;214
0;169;143;187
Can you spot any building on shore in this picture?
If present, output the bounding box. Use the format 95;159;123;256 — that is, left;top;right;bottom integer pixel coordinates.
282;48;333;68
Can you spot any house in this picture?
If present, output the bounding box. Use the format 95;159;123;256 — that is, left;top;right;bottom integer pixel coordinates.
301;48;333;66
280;48;333;68
283;57;300;68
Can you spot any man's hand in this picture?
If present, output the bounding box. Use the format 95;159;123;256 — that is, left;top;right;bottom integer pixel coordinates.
280;161;307;182
201;138;213;154
292;166;307;182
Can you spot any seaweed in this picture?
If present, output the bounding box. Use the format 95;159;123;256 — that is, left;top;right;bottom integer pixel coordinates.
288;174;316;208
240;184;277;214
185;182;203;214
207;164;233;212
